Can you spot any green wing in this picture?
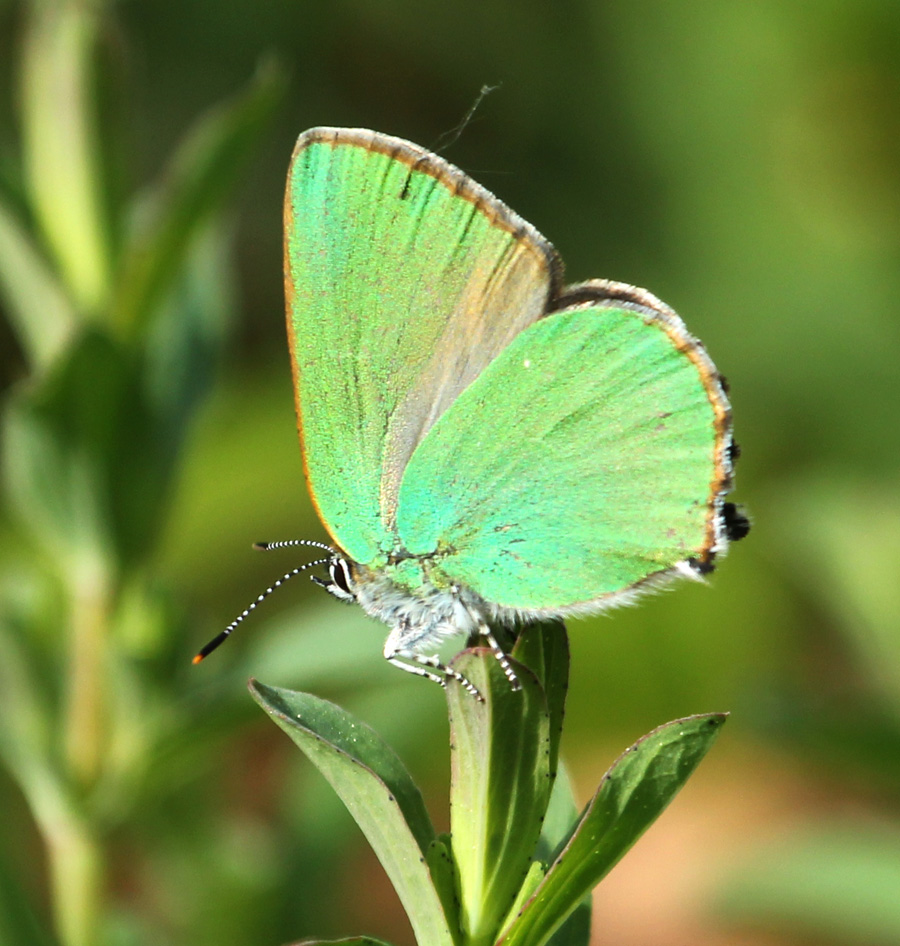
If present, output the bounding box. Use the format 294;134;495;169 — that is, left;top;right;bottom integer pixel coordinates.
395;283;733;612
284;128;560;565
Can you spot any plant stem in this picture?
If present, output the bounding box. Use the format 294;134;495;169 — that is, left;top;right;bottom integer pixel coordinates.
46;809;104;946
43;567;111;946
64;572;110;788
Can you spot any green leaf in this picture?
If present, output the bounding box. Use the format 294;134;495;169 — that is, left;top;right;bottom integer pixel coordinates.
114;59;283;333
533;766;592;946
544;899;591;946
0;197;77;370
21;1;111;315
511;621;568;779
141;223;233;450
0;614;71;836
447;641;556;945
249;681;455;946
713;821;900;945
1;332;119;578
499;713;727;946
534;763;579;864
425;836;461;945
499;862;545;939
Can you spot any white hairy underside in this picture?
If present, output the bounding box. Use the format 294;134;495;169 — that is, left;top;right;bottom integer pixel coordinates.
349;557;707;657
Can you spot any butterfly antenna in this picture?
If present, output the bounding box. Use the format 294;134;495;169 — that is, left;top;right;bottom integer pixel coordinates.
192;554;331;664
253;538;334;553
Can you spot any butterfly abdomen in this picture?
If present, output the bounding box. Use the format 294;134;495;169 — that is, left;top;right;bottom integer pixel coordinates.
353;561;487;652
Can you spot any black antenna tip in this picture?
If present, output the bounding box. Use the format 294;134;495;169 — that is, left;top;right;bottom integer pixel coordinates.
193;630;229;664
253;541;270;550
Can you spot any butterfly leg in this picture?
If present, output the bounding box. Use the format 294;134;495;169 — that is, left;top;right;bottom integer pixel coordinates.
479;623;522;691
383;640;483;701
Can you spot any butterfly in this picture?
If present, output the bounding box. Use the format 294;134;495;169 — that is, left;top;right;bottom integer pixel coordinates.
195;127;749;696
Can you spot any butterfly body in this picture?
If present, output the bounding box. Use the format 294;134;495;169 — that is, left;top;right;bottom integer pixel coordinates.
348;562;484;648
194;126;748;690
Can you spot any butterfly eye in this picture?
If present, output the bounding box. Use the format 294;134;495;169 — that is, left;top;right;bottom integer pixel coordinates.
329;558;353;595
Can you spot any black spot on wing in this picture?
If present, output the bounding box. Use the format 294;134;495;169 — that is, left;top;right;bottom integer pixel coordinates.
722;502;751;542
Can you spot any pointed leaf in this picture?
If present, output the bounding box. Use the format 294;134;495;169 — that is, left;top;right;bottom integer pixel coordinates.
447;645;555;944
0;198;77;369
250;681;454;946
115;60;283;332
141;222;234;463
500;714;727;946
21;2;110;314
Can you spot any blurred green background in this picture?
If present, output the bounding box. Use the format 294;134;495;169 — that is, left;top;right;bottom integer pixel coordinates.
1;1;899;945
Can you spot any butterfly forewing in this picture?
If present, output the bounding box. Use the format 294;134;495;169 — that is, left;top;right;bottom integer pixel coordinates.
284;128;559;565
395;289;731;612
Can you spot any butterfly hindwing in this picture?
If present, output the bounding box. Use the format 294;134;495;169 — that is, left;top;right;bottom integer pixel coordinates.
284;128;560;565
395;283;732;613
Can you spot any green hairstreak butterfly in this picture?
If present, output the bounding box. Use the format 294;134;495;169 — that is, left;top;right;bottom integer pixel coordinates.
195;127;749;695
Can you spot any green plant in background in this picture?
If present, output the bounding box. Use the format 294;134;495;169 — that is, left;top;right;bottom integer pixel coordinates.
0;1;281;944
253;621;725;946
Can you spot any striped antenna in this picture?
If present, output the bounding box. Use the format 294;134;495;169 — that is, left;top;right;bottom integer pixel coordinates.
192;542;333;664
253;538;335;553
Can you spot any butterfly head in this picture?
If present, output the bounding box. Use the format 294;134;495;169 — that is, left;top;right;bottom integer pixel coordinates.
311;555;357;603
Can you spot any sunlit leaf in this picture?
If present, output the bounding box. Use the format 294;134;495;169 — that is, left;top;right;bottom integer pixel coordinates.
500;714;726;946
0;198;77;370
21;2;110;315
250;681;455;946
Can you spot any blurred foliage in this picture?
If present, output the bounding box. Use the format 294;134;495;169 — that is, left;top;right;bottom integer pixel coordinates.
0;0;898;945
